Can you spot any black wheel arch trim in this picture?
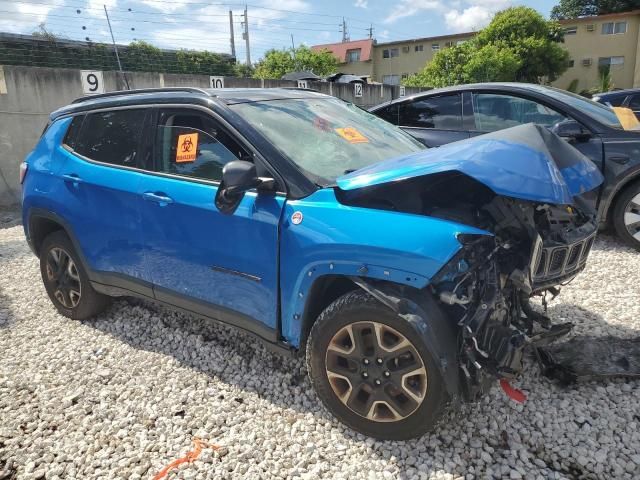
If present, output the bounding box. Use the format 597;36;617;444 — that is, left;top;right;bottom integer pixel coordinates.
350;277;462;404
599;165;640;225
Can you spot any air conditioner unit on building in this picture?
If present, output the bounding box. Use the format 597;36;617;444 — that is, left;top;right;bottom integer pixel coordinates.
582;58;593;66
586;24;595;31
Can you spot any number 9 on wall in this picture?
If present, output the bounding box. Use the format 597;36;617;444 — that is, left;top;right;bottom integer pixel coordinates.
81;70;105;95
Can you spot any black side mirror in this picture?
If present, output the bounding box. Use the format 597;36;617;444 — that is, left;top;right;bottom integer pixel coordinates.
215;160;275;214
552;120;591;142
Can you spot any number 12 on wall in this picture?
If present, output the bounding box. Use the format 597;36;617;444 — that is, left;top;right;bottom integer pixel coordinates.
81;70;105;95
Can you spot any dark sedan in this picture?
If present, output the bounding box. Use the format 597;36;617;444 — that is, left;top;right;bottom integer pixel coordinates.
593;88;640;119
370;83;640;251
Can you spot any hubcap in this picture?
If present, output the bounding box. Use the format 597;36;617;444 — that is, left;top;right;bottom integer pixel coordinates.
325;321;428;422
624;192;640;241
46;247;81;308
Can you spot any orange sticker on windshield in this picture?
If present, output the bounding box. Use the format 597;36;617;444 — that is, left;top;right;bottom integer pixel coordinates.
612;107;640;131
335;127;369;144
176;133;198;162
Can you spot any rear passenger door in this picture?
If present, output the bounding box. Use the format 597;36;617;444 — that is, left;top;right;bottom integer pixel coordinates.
138;107;284;338
398;94;469;147
57;108;152;296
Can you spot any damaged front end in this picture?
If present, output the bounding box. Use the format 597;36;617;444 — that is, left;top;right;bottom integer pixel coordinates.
430;196;597;401
337;123;604;402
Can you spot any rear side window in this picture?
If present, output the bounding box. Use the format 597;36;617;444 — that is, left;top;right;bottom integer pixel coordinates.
627;95;640;109
75;109;146;166
374;104;399;125
155;110;248;182
398;94;463;129
63;115;84;150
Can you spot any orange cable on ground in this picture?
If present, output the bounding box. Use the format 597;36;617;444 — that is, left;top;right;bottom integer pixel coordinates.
152;438;221;480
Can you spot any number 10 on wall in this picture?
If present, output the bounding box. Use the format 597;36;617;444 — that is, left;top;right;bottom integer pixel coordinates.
81;70;105;95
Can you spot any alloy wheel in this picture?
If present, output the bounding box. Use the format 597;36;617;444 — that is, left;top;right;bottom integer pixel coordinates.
624;192;640;242
325;321;428;422
45;247;82;308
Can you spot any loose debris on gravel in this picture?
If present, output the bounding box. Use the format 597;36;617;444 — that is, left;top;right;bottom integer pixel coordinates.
1;223;639;480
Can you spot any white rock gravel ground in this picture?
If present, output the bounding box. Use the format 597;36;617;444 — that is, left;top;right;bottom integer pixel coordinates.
1;218;639;480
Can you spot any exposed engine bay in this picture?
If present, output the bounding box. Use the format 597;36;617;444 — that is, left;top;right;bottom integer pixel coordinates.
337;171;599;401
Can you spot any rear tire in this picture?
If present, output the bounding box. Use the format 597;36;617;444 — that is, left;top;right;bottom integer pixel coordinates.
40;230;110;320
612;181;640;251
306;290;448;440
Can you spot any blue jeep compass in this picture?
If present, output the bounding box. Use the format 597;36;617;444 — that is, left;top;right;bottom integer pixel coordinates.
21;88;602;439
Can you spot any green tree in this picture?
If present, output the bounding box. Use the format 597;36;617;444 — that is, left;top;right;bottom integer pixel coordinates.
233;62;255;77
404;7;569;87
551;0;640;20
253;45;338;79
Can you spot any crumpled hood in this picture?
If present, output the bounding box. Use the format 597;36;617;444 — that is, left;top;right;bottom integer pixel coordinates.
337;124;604;205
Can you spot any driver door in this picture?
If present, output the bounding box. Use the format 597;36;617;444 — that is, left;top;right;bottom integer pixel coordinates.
138;107;284;338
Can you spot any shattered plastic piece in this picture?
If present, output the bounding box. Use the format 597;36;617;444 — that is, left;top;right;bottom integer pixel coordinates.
499;378;527;403
538;336;640;384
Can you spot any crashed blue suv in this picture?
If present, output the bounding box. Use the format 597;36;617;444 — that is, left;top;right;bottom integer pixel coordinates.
21;88;603;440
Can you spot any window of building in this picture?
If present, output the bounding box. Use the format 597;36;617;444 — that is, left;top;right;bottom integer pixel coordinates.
432;43;440;51
564;26;577;35
568;59;575;68
472;93;567;132
154;110;247;182
401;73;409;80
602;21;627;34
346;49;361;63
382;75;400;85
74;109;147;167
415;44;424;52
382;48;399;58
398;94;463;129
456;40;466;45
599;56;625;67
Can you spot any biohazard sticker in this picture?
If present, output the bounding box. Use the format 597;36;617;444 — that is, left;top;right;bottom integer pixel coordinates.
176;133;198;162
335;127;369;144
291;211;303;225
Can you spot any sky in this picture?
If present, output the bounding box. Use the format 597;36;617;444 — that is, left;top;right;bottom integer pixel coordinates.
0;0;559;62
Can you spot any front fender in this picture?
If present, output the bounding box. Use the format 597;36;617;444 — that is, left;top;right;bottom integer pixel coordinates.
279;188;489;346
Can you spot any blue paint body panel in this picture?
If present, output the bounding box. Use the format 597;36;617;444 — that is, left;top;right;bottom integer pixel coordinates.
278;189;490;346
338;136;603;205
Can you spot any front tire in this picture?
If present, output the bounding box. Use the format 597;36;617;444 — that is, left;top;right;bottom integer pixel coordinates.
612;182;640;251
40;230;110;320
306;290;448;440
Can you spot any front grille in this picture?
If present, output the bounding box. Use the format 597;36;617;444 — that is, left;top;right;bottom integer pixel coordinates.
533;233;596;284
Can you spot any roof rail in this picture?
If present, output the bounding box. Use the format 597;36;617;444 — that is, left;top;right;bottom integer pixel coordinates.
71;87;212;104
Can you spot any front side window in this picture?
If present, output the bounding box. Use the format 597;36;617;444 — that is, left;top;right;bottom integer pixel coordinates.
398;94;463;129
75;109;146;166
346;49;361;62
472;93;567;132
627;95;640;109
154;110;247;182
230;98;423;185
374;104;399;125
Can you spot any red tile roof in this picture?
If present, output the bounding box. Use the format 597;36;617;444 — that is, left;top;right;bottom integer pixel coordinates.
311;39;373;63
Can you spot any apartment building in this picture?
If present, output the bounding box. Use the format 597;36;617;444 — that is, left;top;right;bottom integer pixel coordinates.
312;10;640;91
555;10;640;91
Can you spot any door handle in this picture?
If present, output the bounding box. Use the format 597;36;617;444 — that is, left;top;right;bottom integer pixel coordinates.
142;191;174;205
61;173;84;185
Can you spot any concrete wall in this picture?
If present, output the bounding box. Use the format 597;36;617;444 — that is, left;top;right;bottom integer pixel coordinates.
0;65;424;206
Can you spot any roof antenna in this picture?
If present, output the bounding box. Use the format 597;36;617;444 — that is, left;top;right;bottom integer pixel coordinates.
104;4;130;90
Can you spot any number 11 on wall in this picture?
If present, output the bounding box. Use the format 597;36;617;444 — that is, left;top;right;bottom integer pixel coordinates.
80;70;105;95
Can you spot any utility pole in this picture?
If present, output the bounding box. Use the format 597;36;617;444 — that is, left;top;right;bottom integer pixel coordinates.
340;17;349;43
242;6;251;65
229;10;236;60
367;24;374;39
104;4;129;90
291;34;297;70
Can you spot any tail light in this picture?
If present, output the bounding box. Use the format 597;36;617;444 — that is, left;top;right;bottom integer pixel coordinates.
19;162;28;184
